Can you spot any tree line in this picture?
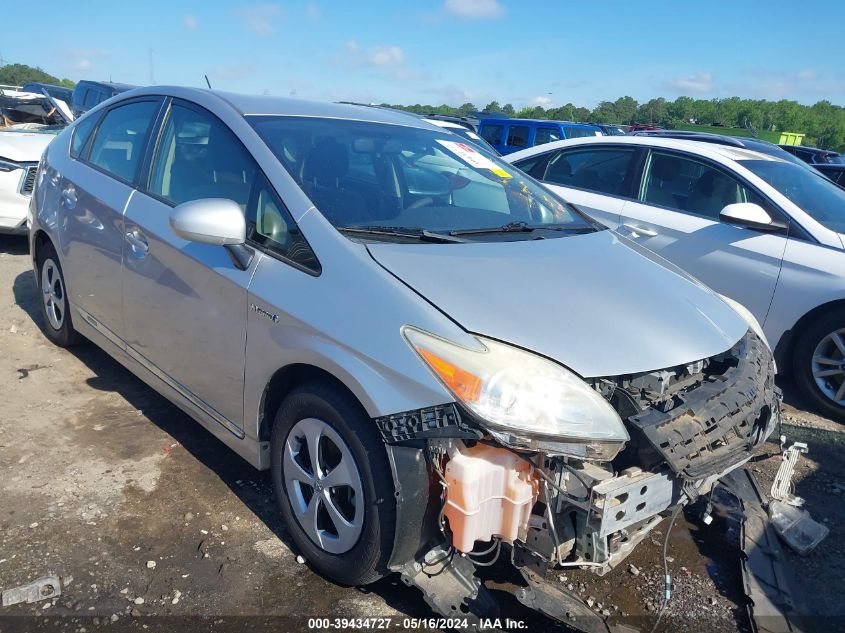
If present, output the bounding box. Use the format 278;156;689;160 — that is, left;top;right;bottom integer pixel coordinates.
0;64;75;89
388;95;845;152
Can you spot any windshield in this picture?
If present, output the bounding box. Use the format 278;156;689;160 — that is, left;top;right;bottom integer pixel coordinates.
250;116;594;239
740;159;845;233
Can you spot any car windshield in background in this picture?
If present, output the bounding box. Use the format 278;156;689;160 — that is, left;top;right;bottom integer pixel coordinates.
740;159;845;233
250;116;594;240
443;126;498;154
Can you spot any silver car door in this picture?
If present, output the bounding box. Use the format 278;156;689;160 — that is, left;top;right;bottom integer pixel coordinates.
121;100;260;431
618;149;787;325
59;98;162;342
532;146;641;229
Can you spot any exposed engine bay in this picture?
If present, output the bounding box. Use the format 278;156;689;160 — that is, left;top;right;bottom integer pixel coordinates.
376;329;780;629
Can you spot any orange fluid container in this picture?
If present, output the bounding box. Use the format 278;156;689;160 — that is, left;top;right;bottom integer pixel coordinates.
443;444;538;553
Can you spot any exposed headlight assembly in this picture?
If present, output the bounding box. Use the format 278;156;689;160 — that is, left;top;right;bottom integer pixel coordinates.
404;326;628;460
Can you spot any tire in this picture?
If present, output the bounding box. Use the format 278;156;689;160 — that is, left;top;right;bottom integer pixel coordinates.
271;383;396;586
792;311;845;422
36;242;81;347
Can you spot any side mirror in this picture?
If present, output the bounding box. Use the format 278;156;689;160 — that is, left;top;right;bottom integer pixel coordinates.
719;203;786;231
170;198;246;245
170;198;254;270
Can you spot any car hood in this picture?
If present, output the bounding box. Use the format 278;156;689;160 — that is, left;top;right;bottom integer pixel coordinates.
367;230;748;377
0;130;56;162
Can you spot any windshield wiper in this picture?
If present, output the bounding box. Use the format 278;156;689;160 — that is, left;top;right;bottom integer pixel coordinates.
339;226;466;243
449;221;595;236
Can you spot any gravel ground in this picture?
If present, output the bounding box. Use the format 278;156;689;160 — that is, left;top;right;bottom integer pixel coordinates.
1;233;843;633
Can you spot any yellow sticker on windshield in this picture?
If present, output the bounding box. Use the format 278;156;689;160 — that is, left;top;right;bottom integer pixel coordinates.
491;167;512;179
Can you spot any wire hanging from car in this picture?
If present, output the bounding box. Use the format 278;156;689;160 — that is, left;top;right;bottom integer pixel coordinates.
649;505;683;633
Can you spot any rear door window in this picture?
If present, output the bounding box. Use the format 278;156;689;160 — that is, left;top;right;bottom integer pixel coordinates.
83;89;100;109
564;127;600;139
87;100;160;184
544;147;637;196
149;103;258;210
641;152;765;219
480;124;503;145
506;125;529;148
534;127;561;146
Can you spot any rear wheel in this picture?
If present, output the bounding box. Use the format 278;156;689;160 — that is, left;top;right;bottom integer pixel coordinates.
36;242;80;347
793;311;845;422
270;383;396;585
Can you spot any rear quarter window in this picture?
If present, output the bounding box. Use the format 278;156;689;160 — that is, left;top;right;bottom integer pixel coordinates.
70;113;100;159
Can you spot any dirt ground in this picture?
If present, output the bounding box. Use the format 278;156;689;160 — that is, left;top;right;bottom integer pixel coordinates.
1;233;843;633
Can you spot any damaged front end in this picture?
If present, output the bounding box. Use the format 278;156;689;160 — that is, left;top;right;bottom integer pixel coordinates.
379;329;779;628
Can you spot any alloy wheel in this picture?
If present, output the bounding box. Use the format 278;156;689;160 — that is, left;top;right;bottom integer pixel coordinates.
41;258;66;331
811;328;845;405
283;417;364;554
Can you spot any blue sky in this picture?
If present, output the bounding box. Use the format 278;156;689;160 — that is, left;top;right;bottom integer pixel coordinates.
4;0;844;108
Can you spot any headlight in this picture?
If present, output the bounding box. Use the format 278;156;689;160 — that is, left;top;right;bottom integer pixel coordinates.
403;326;628;460
718;294;770;349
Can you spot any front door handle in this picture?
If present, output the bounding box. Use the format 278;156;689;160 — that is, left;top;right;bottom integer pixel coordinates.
125;228;149;256
622;223;658;237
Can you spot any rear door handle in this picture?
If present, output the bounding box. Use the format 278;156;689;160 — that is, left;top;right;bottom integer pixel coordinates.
622;223;658;237
60;188;77;210
125;228;149;256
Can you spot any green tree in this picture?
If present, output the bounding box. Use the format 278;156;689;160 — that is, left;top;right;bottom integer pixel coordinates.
457;102;476;116
0;63;74;88
613;96;638;124
501;103;515;116
590;101;616;123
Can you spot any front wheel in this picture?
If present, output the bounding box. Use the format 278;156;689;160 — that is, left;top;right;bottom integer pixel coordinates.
793;312;845;422
270;383;396;585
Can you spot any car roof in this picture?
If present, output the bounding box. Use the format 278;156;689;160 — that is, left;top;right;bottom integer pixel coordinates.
110;86;439;131
507;135;786;164
77;80;135;91
479;117;599;128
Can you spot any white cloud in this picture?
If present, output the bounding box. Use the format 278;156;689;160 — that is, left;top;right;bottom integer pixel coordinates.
238;4;282;36
531;96;552;107
183;14;198;30
662;72;714;94
344;41;404;67
63;49;107;72
443;0;505;19
370;45;404;67
306;3;320;19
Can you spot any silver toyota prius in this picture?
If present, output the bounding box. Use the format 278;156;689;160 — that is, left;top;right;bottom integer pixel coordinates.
29;86;778;625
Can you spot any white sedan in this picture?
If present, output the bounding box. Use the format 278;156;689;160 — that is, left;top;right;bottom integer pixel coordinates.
507;135;845;420
0;89;70;234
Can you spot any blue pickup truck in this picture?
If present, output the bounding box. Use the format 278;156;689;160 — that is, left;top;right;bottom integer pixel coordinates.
478;118;604;155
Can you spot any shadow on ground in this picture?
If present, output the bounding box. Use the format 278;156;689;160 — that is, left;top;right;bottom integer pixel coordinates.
11;266;434;622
